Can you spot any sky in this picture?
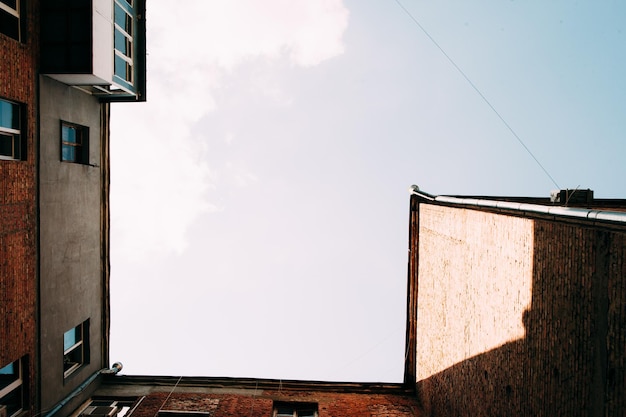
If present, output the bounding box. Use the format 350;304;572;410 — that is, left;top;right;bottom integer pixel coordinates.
109;1;626;382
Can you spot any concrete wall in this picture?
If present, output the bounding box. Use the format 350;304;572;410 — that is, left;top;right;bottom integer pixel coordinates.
0;0;39;412
411;199;626;417
38;75;106;409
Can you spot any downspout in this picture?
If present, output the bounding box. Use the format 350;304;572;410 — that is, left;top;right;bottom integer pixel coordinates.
43;363;123;417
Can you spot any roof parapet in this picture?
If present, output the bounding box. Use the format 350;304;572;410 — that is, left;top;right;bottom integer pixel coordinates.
409;186;626;226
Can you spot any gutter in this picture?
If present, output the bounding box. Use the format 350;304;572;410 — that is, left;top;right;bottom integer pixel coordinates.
409;185;626;225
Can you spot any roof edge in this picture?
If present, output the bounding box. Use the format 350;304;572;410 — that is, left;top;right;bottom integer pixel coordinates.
409;186;626;226
101;375;413;395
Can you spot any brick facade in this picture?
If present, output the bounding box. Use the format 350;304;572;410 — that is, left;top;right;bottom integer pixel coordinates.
0;0;39;413
411;197;626;417
132;391;420;417
94;379;422;417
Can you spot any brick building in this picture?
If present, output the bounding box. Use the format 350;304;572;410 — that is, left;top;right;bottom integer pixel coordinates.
76;377;422;417
406;187;626;417
2;1;626;416
1;0;39;414
1;0;145;416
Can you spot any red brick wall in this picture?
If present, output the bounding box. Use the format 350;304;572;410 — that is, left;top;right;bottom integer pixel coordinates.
0;0;39;413
128;390;422;417
412;200;626;417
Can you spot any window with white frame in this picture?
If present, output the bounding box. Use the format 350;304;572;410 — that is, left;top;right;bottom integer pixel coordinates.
0;0;21;41
273;402;318;417
113;0;134;84
64;320;89;378
61;121;89;164
0;357;26;417
0;98;23;161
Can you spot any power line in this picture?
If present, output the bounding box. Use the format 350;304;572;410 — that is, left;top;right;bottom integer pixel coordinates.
394;0;560;190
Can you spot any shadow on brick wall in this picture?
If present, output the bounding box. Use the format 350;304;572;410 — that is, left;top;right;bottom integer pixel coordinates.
416;222;626;417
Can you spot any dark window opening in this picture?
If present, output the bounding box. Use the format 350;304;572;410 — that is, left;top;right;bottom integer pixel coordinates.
0;356;28;417
0;0;21;41
273;402;318;417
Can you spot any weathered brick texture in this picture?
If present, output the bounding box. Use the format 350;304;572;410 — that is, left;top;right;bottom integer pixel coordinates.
0;0;39;413
413;201;626;417
128;389;422;417
607;232;626;416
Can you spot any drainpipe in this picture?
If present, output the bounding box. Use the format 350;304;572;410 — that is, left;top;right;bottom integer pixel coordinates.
43;362;123;417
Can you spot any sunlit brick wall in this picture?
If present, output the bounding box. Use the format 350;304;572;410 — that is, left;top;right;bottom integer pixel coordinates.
413;201;626;417
415;205;534;381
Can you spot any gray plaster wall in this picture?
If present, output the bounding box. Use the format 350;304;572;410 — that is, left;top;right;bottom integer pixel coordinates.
39;76;106;409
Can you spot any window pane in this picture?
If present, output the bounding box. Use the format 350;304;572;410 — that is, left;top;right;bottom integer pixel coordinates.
0;10;19;40
114;3;132;34
0;99;19;130
276;406;294;416
115;55;132;81
0;133;19;159
115;29;129;56
62;125;77;143
114;3;125;26
64;327;78;350
63;348;82;372
0;134;13;157
0;362;15;375
62;145;75;162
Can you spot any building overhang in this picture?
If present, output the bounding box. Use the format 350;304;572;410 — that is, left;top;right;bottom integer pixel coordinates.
40;0;146;102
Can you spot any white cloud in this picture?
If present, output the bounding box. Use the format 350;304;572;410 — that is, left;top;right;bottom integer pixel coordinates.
149;0;349;70
110;101;218;260
111;0;349;262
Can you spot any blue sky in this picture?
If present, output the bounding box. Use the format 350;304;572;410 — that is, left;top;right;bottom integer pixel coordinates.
109;1;626;382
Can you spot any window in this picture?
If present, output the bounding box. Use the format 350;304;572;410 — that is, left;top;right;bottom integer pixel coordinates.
64;320;89;378
61;122;89;164
78;398;139;417
0;357;26;417
273;402;318;417
0;99;22;161
0;0;21;41
113;0;134;84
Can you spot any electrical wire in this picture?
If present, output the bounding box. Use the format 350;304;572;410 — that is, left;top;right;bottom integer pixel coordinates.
153;376;183;417
394;0;560;190
249;380;258;417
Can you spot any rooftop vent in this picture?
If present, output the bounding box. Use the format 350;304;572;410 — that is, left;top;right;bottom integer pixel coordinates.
550;189;594;205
